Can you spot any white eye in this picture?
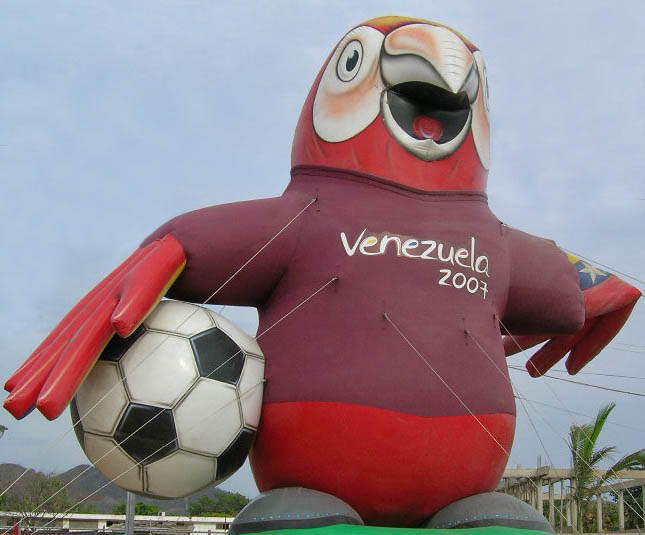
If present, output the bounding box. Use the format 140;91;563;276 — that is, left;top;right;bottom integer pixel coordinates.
313;26;385;142
336;40;363;82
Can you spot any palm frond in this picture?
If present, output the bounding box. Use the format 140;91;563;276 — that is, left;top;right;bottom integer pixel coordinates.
600;449;645;486
583;403;615;461
589;446;616;467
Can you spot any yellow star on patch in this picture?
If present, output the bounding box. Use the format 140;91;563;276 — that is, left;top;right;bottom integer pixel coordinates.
579;261;607;284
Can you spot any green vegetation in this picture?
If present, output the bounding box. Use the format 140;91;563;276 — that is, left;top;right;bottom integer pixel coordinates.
610;484;644;530
112;502;160;515
187;492;250;516
2;471;98;526
569;402;645;533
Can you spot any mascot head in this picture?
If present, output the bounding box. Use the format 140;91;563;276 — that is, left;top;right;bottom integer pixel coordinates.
292;16;490;192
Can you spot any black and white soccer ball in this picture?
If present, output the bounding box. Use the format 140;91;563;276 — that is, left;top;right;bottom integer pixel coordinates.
70;300;265;498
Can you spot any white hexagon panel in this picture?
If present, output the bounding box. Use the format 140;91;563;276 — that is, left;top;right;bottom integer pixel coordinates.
145;450;217;498
121;331;199;407
237;356;265;429
74;361;129;436
144;300;214;337
174;378;242;456
84;433;144;493
207;310;264;358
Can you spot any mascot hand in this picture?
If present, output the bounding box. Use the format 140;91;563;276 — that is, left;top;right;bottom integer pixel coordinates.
4;234;186;420
504;256;641;377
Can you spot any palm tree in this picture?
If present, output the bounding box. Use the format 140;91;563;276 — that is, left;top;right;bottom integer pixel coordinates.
569;402;645;533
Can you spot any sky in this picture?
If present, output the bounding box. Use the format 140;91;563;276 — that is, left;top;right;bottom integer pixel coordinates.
1;0;644;503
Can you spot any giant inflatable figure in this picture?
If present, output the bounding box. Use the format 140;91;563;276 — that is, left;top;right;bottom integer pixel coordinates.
4;15;641;532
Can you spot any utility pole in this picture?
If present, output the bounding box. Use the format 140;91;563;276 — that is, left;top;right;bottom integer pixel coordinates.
125;491;136;535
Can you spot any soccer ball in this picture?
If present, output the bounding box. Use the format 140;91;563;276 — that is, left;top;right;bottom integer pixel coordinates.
70;300;265;498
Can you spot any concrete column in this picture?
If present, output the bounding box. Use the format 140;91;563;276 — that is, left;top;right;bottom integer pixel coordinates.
618;490;625;532
566;499;571;527
527;481;531;504
549;481;555;526
560;479;565;534
642;485;645;529
596;493;602;533
536;477;543;514
570;478;577;530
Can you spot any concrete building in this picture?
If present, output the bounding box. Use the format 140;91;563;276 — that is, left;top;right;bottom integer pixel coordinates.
500;467;645;533
0;511;234;535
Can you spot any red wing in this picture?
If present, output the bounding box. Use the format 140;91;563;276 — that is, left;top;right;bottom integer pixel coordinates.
4;234;186;420
505;254;640;377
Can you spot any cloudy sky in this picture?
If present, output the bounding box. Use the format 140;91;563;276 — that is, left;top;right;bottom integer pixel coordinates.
1;1;644;501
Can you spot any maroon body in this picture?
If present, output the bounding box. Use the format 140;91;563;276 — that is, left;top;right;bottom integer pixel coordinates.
145;166;584;525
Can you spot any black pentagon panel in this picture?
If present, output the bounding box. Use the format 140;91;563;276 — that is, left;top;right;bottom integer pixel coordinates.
100;325;146;362
70;397;85;448
191;327;245;385
216;427;256;481
114;403;178;465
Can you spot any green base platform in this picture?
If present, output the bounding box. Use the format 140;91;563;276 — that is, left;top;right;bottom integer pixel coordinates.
242;524;552;535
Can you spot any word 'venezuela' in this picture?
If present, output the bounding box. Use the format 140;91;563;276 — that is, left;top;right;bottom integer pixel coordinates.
340;229;491;298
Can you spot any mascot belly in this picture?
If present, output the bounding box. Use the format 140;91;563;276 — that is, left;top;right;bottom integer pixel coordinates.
249;171;516;526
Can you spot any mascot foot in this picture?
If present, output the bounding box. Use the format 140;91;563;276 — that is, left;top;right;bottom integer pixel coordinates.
229;487;364;534
425;492;554;533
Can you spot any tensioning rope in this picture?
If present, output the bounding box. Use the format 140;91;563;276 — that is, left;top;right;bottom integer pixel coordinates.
1;198;317;500
8;379;266;535
465;329;572;529
563;249;645;287
380;313;582;532
9;276;338;526
468;328;645;527
500;320;645;526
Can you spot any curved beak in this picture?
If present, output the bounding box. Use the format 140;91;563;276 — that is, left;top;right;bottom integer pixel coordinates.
379;23;479;161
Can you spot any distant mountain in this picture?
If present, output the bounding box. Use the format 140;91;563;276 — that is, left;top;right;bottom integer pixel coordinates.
0;463;246;515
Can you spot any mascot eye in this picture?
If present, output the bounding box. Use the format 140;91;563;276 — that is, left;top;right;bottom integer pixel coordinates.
313;26;384;142
336;40;363;82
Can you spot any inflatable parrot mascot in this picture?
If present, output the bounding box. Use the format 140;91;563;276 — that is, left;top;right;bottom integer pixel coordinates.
4;15;641;534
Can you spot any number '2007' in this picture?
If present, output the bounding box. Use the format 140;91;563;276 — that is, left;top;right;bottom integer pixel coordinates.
438;268;488;299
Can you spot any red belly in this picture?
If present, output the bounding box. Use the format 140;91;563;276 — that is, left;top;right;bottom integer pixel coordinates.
250;401;515;527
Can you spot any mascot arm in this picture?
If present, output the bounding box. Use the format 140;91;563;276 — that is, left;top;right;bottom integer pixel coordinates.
501;228;585;337
504;251;641;376
142;192;306;306
4;193;307;421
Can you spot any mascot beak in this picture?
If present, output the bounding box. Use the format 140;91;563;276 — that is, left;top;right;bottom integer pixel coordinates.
380;24;478;162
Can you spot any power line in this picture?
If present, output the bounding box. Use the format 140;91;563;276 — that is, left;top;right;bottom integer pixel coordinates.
543;369;645;381
514;396;645;434
508;365;645;397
